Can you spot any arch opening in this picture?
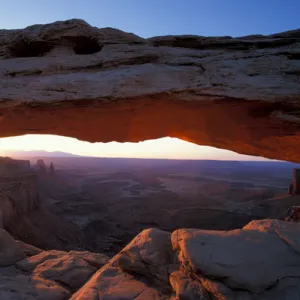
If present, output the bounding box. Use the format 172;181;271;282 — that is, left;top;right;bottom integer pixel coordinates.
1;133;297;257
0;134;273;161
1;20;300;163
0;97;299;162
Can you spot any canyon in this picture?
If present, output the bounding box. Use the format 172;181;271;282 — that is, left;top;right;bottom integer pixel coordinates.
0;155;299;299
0;157;39;228
0;19;299;299
0;157;87;251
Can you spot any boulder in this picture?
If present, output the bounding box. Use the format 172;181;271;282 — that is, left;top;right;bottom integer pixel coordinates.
172;219;300;293
73;228;176;299
33;253;96;290
118;228;177;289
200;276;300;300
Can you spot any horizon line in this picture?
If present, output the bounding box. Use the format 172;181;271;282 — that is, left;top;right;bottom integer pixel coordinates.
3;154;285;163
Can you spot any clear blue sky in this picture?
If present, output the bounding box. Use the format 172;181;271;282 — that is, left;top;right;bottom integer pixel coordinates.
1;0;299;37
0;1;298;160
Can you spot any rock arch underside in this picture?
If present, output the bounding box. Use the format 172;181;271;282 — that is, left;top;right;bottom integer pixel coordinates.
0;19;300;300
0;19;300;161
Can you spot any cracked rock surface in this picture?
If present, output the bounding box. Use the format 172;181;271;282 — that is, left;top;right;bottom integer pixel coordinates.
72;219;300;300
0;220;299;299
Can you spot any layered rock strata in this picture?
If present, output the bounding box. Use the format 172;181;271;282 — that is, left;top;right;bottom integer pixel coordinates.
0;20;300;161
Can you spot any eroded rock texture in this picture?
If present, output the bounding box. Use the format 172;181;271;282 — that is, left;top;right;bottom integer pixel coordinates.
0;220;299;299
0;157;40;228
72;219;300;300
0;230;109;300
0;19;300;161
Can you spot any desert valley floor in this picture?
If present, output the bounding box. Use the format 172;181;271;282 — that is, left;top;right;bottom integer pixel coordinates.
9;156;300;256
1;155;300;299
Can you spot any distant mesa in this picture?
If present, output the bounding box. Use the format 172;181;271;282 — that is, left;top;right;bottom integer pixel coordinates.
35;159;47;175
34;159;56;178
5;150;80;158
0;156;31;175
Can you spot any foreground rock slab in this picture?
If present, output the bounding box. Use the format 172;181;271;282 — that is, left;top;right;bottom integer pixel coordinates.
0;233;109;299
172;219;300;293
72;228;175;299
72;220;300;299
1;20;300;161
172;219;300;299
0;269;69;300
0;220;300;299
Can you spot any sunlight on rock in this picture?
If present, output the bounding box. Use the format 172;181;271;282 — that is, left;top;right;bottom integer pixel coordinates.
0;134;271;161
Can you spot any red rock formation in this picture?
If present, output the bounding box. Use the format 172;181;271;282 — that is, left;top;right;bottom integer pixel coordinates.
0;20;299;162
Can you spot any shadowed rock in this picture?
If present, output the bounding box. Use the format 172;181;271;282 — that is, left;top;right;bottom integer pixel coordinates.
0;229;25;266
16;240;43;257
49;162;56;177
35;159;47;176
72;221;300;299
0;221;299;299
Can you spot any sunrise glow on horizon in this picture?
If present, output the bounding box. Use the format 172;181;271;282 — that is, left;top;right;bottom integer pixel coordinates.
0;134;271;161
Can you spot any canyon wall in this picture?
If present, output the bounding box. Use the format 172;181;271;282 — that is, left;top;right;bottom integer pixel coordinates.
0;157;40;228
0;157;86;251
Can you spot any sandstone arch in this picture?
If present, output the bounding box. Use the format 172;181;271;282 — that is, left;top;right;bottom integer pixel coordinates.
0;19;300;161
